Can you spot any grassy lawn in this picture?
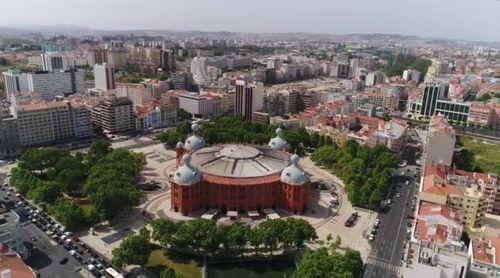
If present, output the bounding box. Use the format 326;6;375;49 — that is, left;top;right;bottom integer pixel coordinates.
458;136;500;175
146;247;203;278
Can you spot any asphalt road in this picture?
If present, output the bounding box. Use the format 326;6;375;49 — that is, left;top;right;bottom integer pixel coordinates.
363;129;422;278
0;172;110;278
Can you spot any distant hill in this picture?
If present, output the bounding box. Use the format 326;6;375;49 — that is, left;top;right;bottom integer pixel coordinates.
0;24;498;47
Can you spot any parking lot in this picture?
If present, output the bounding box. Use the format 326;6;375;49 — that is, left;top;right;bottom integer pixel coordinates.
0;171;120;278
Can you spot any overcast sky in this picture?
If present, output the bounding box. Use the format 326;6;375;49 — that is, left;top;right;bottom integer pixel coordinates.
2;0;500;41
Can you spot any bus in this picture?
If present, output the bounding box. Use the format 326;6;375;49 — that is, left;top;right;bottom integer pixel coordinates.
105;268;124;278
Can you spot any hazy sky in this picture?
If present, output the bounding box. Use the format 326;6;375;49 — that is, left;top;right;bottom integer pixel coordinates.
2;0;500;41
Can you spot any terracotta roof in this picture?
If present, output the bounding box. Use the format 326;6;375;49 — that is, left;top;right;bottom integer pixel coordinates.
415;220;457;244
422;165;464;197
21;100;67;111
0;244;36;278
472;237;500;266
418;201;462;222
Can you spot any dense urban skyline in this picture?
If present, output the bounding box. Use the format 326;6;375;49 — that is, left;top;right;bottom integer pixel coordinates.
2;0;500;42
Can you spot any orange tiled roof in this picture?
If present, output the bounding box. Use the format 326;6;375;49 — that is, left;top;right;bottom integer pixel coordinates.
422;165;464;197
472;237;500;266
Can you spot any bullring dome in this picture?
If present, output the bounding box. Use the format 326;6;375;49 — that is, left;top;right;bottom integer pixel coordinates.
268;127;289;151
173;154;202;186
184;122;205;152
280;154;309;185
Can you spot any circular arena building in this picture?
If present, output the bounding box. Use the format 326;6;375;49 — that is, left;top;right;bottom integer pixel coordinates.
170;123;310;216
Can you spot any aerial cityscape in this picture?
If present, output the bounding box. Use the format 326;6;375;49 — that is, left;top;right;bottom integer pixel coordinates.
0;1;499;278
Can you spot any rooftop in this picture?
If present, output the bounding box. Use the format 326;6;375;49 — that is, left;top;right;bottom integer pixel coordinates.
471;236;500;266
190;144;289;178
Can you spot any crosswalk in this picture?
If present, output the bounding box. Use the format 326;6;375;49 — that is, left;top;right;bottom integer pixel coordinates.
365;256;401;274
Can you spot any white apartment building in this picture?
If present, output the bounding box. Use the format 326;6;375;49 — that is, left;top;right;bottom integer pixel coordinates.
191;57;211;86
178;91;233;119
94;63;116;90
25;70;84;100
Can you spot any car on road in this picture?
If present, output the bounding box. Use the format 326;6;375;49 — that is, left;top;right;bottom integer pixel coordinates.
395;192;401;198
369;234;374;241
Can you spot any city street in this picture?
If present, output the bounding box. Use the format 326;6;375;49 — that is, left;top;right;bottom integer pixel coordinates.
0;173;84;277
363;129;422;278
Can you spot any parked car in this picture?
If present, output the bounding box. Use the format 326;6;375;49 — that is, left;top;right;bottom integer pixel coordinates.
59;257;69;265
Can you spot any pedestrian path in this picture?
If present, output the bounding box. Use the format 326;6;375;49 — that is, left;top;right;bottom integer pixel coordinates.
366;256;401;274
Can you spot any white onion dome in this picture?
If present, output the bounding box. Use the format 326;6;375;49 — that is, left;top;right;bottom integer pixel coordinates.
280;154;309;185
268;127;289;151
176;142;184;149
184;122;205;152
173;154;201;186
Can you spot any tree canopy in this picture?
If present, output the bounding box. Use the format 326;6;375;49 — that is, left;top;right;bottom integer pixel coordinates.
112;227;152;269
380;53;432;79
10;140;145;229
294;247;363;278
312;141;397;209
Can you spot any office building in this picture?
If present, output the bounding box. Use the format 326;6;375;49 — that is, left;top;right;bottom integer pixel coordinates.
409;83;470;122
171;72;187;90
94;63;115;90
263;91;290;116
87;48;108;65
117;85;152;107
91;96;135;134
41;52;65;71
235;79;264;121
160;49;175;71
0;109;21;159
365;71;384;87
422;114;456;167
6;70;85;101
2;69;29;98
106;49;126;69
331;63;349;78
178;91;233;119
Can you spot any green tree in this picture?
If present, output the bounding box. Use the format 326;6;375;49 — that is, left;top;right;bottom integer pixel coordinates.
18;147;70;173
151;218;179;248
112;227;152;269
88;182;140;220
254;219;286;253
156;130;183;148
160;268;176;278
294;248;333;278
28;181;60;204
176;108;192;121
225;222;250;251
283;218;317;250
56;168;85;193
9;167;41;194
49;200;87;231
88;140;111;163
174;219;219;254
